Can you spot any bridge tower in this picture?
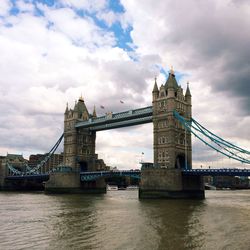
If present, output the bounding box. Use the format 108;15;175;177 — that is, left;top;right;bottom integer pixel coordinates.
152;69;192;169
140;68;204;199
63;96;97;171
45;96;106;193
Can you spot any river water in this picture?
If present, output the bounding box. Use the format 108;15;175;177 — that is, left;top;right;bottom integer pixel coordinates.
0;190;249;250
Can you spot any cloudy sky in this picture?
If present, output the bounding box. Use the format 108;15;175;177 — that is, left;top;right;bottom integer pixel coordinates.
0;0;249;169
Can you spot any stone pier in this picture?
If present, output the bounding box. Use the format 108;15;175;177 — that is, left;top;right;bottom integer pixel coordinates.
139;69;205;199
44;96;107;194
139;168;204;199
45;171;106;193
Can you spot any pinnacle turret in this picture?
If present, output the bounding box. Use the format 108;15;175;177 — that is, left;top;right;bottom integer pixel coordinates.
73;95;89;119
165;66;178;90
79;93;84;102
64;102;68;114
185;82;191;97
93;105;97;118
153;77;159;93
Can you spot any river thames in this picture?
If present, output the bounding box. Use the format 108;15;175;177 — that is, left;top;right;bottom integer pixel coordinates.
0;190;249;250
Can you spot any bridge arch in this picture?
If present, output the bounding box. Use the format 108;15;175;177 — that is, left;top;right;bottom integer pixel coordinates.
175;153;186;169
78;160;88;172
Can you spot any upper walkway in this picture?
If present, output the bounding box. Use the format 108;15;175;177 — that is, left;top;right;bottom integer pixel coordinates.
75;106;153;131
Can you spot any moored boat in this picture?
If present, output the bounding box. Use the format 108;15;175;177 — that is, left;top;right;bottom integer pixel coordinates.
126;185;139;190
107;184;118;191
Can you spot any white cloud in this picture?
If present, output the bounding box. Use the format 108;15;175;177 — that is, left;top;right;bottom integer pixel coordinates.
0;1;151;166
59;0;107;12
41;6;116;48
119;0;250;167
0;0;11;17
16;1;35;13
96;124;153;168
0;0;249;170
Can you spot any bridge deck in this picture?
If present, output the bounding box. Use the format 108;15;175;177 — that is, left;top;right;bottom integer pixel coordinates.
75;106;153;131
182;169;250;176
80;168;250;181
5;174;49;181
80;170;141;181
6;169;250;182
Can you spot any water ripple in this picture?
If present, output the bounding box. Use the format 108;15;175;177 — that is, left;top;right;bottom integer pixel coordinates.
0;190;250;250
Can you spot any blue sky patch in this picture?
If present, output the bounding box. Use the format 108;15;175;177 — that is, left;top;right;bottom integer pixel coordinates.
108;0;125;13
34;0;55;7
110;23;133;51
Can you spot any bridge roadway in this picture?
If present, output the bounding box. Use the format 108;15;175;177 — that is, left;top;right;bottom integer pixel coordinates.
80;168;250;181
5;169;250;182
75;106;153;131
5;174;49;182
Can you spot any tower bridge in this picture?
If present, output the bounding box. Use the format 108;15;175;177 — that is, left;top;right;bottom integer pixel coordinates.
43;68;196;197
2;68;250;198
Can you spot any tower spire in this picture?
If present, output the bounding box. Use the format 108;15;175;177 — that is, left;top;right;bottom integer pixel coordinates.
79;93;84;102
165;66;178;90
185;81;191;97
64;102;68;114
153;76;159;92
93;105;97;118
170;65;174;75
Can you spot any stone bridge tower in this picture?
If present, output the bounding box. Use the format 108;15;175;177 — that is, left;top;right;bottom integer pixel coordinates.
45;96;106;193
63;96;97;172
139;68;204;199
152;68;192;169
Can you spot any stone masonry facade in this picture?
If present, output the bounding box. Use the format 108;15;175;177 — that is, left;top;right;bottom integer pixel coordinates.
152;69;192;169
63;96;107;172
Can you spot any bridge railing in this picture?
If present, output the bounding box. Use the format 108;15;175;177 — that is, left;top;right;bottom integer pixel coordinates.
182;168;250;176
80;170;141;181
173;110;250;164
75;106;153;128
6;133;64;177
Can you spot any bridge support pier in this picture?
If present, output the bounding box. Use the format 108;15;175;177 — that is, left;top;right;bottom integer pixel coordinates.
45;172;106;193
139;169;205;199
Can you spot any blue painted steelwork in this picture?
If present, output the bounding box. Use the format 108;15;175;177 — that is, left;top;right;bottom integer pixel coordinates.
6;107;250;183
182;168;250;176
173;111;250;164
80;170;141;181
75;106;153;131
5;168;250;183
7;133;64;176
80;168;250;181
5;174;49;181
